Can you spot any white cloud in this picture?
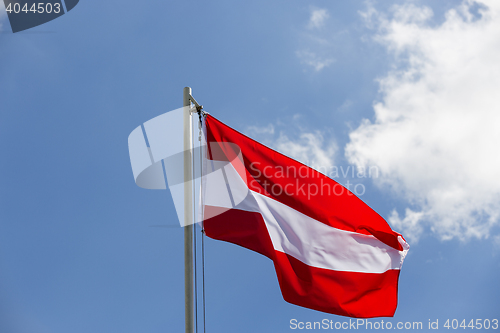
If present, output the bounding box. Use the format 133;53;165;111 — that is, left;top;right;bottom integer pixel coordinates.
337;99;353;112
308;8;330;29
246;124;275;136
389;208;425;244
246;122;337;173
274;131;337;171
494;235;500;249
296;8;335;72
346;0;500;242
296;49;335;72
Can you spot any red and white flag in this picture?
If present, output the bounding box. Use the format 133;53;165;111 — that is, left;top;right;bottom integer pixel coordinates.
201;115;409;318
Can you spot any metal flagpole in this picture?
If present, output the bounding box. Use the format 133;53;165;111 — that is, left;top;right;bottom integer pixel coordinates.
183;87;195;333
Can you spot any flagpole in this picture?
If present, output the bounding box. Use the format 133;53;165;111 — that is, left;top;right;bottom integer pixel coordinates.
183;87;195;333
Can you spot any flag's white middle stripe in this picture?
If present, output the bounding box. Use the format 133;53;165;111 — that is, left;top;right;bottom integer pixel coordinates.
204;160;408;274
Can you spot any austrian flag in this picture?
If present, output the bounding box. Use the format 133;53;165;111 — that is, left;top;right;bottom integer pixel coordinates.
202;115;409;318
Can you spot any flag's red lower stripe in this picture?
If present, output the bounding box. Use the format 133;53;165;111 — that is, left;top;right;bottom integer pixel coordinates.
204;206;400;318
274;251;399;318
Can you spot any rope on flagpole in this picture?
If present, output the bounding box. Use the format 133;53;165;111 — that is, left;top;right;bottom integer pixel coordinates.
192;104;207;333
192;115;198;333
197;109;207;333
193;105;207;333
201;227;206;333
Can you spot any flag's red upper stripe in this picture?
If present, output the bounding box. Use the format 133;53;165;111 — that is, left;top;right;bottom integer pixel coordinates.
205;115;403;251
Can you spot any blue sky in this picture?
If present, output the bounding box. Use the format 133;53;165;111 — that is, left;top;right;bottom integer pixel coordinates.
1;0;499;332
